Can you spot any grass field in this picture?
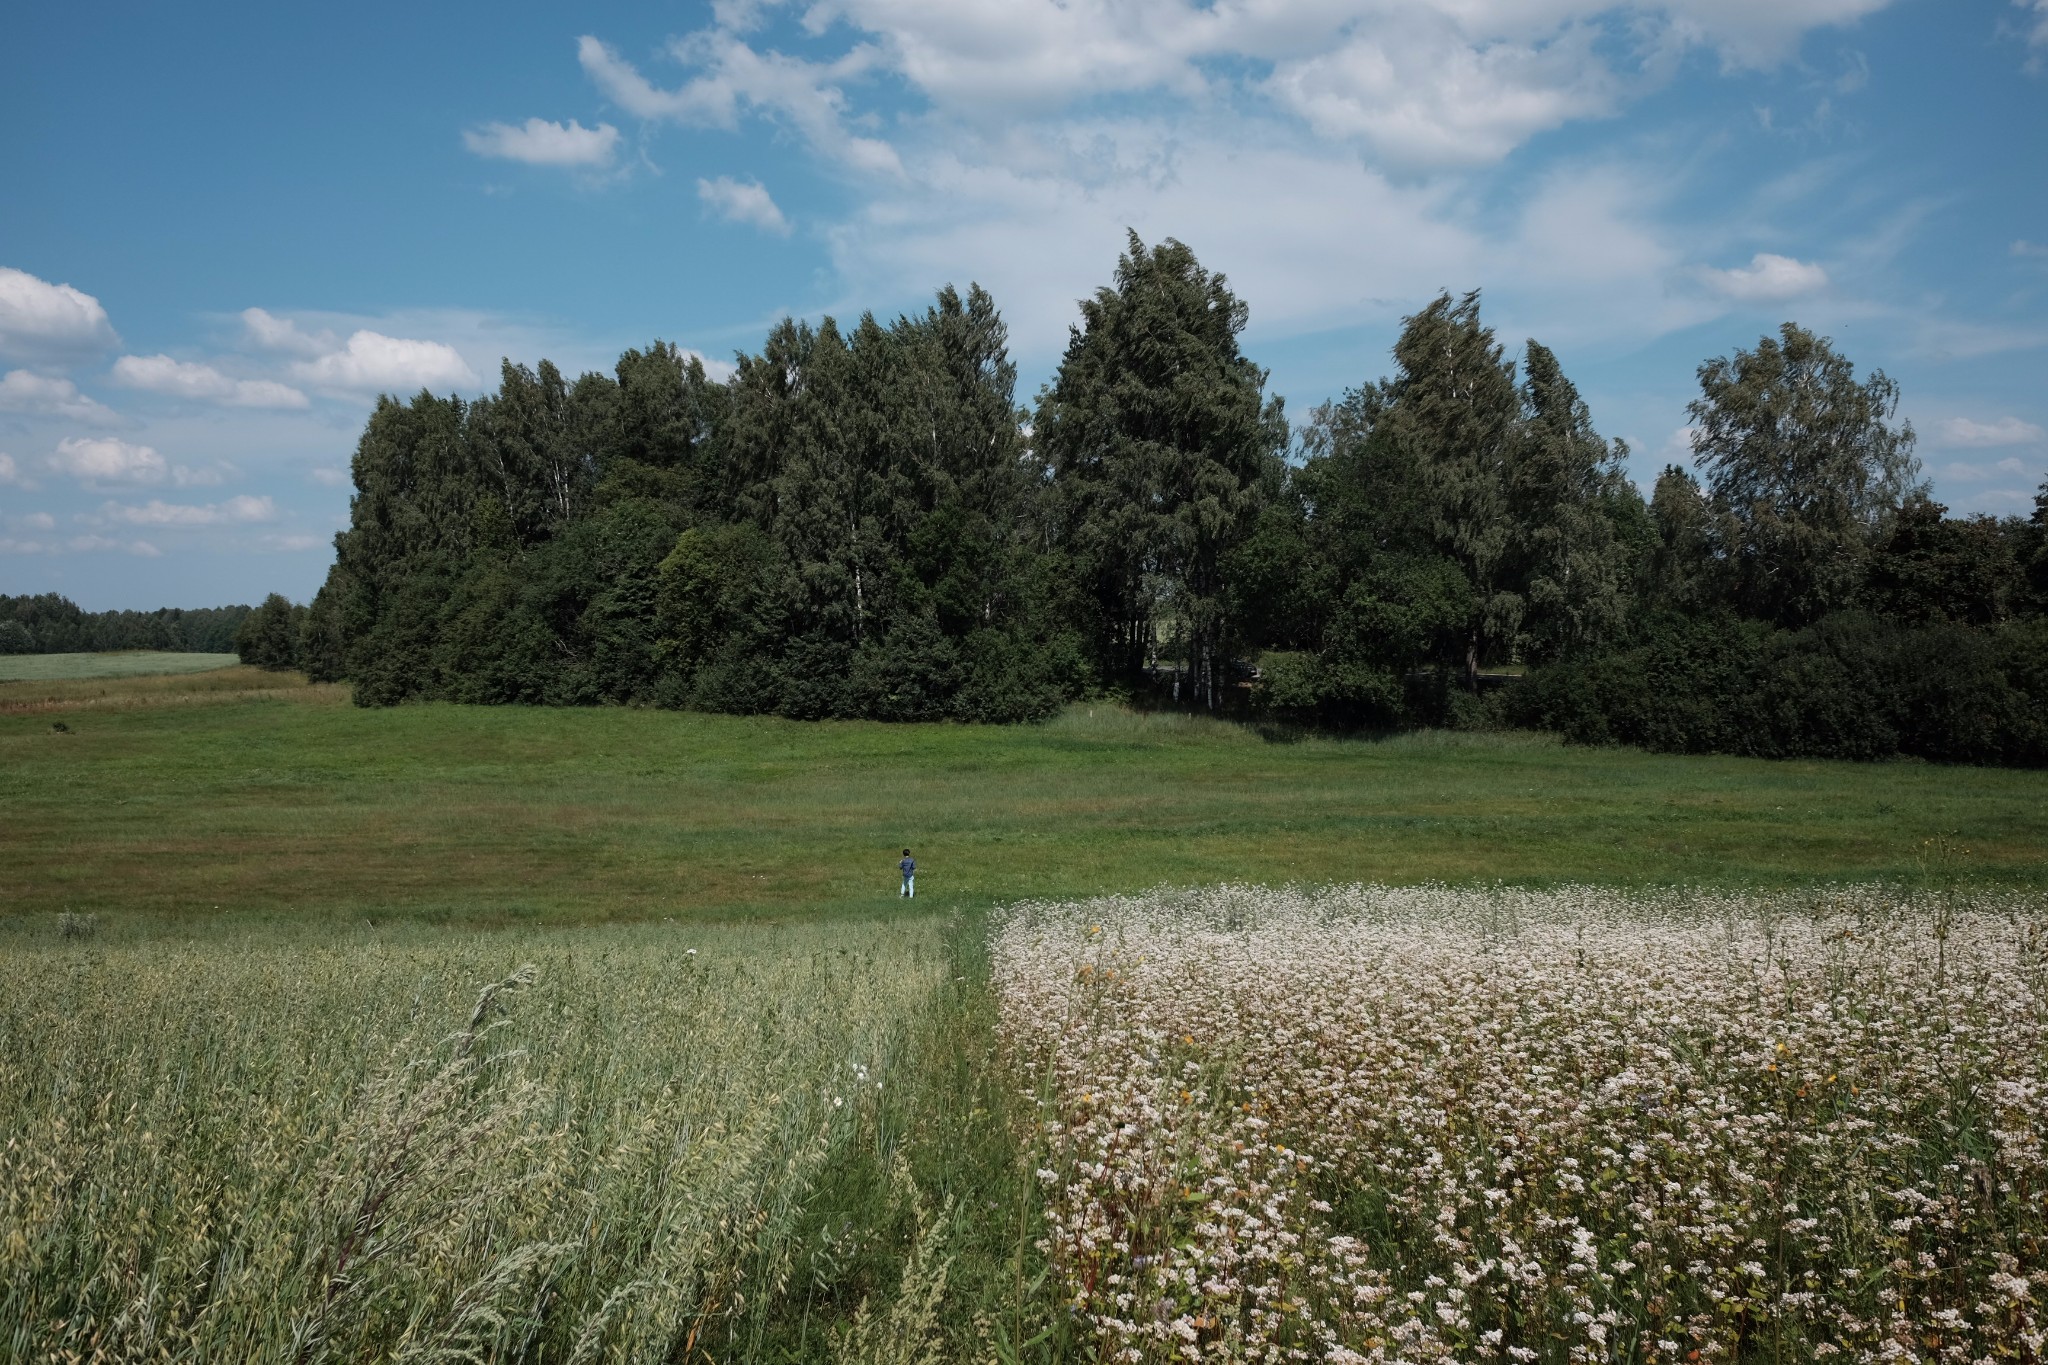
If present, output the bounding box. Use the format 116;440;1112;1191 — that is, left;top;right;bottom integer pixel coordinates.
0;650;239;682
3;671;2045;1362
1;669;2042;927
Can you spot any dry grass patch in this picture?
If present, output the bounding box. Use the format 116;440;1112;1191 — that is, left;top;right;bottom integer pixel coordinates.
0;665;342;715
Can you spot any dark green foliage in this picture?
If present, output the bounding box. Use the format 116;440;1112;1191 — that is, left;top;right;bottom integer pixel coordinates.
234;593;306;671
1508;612;2046;765
1269;292;1643;724
1036;233;1286;707
0;594;252;654
1863;495;2026;625
1686;323;1923;626
300;249;2044;764
315;284;1077;722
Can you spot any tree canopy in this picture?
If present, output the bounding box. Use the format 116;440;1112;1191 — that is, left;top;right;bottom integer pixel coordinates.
274;238;2044;765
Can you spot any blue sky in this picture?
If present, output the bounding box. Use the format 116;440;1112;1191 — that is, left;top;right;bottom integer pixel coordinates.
3;0;2044;610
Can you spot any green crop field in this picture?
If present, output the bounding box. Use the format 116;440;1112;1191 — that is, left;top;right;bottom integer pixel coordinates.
0;650;239;682
3;671;2045;1362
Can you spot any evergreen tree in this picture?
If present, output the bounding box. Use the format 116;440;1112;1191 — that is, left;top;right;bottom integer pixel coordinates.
1510;340;1642;662
235;593;304;670
1037;233;1285;707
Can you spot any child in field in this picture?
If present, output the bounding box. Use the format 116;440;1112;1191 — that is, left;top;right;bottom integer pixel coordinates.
899;849;916;899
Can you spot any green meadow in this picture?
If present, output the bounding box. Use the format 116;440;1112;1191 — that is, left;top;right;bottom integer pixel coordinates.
0;650;239;682
2;666;2044;928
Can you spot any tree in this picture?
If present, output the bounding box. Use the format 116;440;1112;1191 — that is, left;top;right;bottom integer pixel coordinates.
1644;465;1726;613
235;593;304;670
1382;292;1525;687
1037;233;1286;707
1864;495;2025;626
1508;340;1642;662
1687;323;1923;626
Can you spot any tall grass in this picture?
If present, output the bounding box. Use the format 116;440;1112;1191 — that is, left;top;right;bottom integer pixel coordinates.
0;916;1032;1362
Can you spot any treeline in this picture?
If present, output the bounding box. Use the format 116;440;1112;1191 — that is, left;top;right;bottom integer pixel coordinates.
305;233;2048;763
0;594;252;655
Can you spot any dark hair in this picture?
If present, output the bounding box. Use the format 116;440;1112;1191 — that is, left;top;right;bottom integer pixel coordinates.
903;848;911;856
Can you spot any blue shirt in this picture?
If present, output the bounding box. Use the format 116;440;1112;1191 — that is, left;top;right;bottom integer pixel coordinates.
900;857;915;875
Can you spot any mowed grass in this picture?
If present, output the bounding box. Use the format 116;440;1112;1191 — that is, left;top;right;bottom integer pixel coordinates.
2;670;2043;925
0;650;239;682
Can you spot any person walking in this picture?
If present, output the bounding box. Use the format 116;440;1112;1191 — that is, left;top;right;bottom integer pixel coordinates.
898;848;916;899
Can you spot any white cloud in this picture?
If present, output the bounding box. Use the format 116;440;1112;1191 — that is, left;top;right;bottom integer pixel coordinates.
2;532;158;556
0;452;31;488
2019;0;2048;67
47;436;170;485
241;307;334;357
291;330;478;394
1654;425;1702;465
100;495;278;527
110;354;309;409
1268;22;1618;168
40;436;230;489
257;532;324;552
11;510;56;531
697;176;793;234
2014;239;2048;259
0;266;118;362
463;117;622;167
0;369;120;424
1937;415;2047;448
69;535;162;556
1697;251;1829;302
580;33;903;177
307;466;349;487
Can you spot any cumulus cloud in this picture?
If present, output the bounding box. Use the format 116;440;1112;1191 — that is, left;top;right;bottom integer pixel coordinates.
290;331;477;394
1268;22;1618;168
1;530;159;557
110;354;309;409
241;307;334;357
1937;415;2047;448
307;466;349;487
1697;252;1829;302
0;452;27;487
580;33;903;176
697;176;793;234
42;436;229;488
0;266;118;362
0;369;120;424
46;436;170;486
99;495;278;527
463;117;621;167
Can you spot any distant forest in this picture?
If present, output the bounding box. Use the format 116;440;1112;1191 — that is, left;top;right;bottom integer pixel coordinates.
0;594;251;656
255;233;2044;764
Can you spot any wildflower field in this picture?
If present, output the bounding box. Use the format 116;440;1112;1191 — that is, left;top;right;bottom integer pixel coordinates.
999;884;2048;1364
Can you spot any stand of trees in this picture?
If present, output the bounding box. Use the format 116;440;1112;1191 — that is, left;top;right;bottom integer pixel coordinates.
301;234;2048;764
0;595;252;655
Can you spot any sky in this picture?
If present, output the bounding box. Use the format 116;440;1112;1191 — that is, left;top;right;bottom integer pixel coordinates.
2;0;2045;611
